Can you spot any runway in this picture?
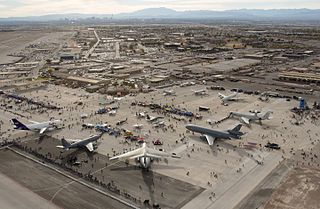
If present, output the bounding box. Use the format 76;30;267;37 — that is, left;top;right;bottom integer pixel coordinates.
0;148;135;209
0;172;59;209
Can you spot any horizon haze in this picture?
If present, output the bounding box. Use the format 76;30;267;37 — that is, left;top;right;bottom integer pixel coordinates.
1;0;320;18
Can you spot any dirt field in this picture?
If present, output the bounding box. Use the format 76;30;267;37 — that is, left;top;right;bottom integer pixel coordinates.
0;30;48;64
263;166;320;209
0;29;71;65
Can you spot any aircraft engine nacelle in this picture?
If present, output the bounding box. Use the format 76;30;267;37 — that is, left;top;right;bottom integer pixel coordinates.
48;127;55;131
138;157;151;169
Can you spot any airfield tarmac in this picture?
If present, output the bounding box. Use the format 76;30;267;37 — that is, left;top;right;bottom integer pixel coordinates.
1;83;320;208
13;134;203;209
0;30;72;65
0;148;135;209
0;171;59;209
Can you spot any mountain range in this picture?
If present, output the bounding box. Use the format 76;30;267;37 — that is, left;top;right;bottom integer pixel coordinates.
1;7;320;22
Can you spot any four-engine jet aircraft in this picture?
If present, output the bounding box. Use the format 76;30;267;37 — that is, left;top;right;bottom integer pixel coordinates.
11;118;62;135
229;111;273;125
57;133;104;152
109;142;170;169
186;124;244;145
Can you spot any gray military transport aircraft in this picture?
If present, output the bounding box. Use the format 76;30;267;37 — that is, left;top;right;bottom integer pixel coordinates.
57;132;104;152
185;124;244;145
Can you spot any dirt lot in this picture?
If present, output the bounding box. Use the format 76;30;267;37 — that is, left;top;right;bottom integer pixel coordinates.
0;30;48;64
263;166;320;209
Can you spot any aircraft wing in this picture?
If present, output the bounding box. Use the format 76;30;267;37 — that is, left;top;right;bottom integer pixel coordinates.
241;117;250;125
85;142;94;152
204;135;215;146
145;147;170;158
146;153;165;159
128;153;144;159
110;147;144;160
29;120;39;124
39;127;48;135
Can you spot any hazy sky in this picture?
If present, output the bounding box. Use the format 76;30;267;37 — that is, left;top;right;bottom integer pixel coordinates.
0;0;319;17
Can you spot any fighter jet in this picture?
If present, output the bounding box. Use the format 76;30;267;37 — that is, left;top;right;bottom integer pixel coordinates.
229;110;273;125
163;89;176;96
116;118;127;126
193;89;207;95
109;142;170;169
146;115;164;122
11;118;62;135
56;133;103;152
185;124;244;145
218;92;240;105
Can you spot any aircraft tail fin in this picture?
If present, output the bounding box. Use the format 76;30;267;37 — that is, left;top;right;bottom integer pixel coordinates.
262;111;273;120
231;124;242;132
61;138;71;149
218;93;225;99
11;119;29;130
228;124;244;136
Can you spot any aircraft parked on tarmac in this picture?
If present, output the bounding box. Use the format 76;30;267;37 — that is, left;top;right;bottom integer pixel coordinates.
109;142;170;169
57;133;104;152
218;92;241;105
11;118;62;135
186;124;244;145
163;89;176;96
193;89;207;95
229;110;273;125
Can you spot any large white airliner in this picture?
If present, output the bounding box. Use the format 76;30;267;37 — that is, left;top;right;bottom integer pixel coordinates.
11;118;62;135
109;142;170;169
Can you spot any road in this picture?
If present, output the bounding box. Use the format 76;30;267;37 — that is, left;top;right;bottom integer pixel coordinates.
182;151;283;209
84;29;100;59
236;160;293;209
0;172;59;209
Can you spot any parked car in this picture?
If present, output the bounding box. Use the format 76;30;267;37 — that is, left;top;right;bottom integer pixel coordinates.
265;142;280;150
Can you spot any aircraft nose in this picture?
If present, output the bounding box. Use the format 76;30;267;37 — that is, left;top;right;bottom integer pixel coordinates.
185;124;193;131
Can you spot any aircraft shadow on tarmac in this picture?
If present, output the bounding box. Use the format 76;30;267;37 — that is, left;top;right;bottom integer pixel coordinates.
188;135;259;162
110;165;159;205
141;169;155;205
36;128;63;144
215;140;260;163
110;161;184;172
60;148;95;165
